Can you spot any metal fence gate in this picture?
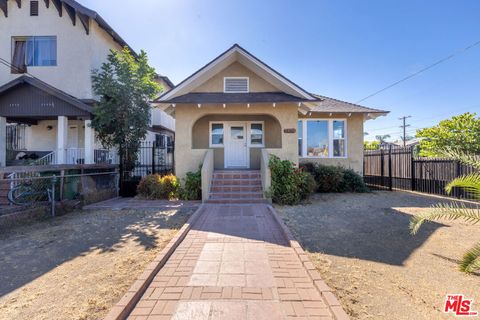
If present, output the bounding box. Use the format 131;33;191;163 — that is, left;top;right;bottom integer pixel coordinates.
119;141;174;197
364;146;477;200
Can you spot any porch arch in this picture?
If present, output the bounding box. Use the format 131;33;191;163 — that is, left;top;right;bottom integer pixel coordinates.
191;114;282;149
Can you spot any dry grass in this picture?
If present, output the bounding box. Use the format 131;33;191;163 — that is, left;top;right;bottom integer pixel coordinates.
0;207;194;320
276;191;480;320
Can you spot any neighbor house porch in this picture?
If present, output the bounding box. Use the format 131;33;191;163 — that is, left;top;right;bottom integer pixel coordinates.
0;76;117;167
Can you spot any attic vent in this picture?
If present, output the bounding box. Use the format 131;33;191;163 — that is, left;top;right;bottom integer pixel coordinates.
224;77;249;93
30;1;39;16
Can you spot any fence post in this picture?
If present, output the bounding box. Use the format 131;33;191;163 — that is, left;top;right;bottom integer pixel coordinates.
119;146;123;197
152;143;156;175
411;147;416;191
51;175;57;217
388;145;393;191
380;148;385;187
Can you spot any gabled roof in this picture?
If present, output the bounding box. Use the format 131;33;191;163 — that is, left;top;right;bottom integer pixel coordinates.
157;44;318;102
0;0;135;54
0;75;93;114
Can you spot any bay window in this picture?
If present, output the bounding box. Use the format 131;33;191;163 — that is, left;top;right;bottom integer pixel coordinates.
298;119;347;158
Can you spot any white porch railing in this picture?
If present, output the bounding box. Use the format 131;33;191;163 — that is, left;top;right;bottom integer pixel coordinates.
94;149;119;164
34;151;57;166
66;148;85;165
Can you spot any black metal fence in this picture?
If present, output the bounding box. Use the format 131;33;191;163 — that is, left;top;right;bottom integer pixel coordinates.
119;141;174;197
364;146;477;200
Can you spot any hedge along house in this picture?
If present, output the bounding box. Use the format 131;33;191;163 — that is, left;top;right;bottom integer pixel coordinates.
156;44;388;202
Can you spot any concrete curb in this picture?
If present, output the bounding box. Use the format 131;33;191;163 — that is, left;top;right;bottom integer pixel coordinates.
103;204;206;320
266;205;350;320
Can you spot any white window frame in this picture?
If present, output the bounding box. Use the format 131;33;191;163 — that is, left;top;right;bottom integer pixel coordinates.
223;77;250;93
298;118;348;159
209;122;225;148
209;121;265;148
247;121;265;148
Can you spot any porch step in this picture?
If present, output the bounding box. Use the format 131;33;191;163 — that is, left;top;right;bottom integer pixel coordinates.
208;170;266;204
210;185;263;193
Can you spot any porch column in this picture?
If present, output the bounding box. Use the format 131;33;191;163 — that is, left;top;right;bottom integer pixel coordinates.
84;120;95;164
0;117;6;167
57;116;68;164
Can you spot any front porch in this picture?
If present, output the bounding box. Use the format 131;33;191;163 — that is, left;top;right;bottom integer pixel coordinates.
0;76;117;167
4;118;118;166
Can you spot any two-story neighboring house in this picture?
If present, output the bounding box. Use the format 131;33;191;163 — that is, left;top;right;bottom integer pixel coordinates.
0;0;174;167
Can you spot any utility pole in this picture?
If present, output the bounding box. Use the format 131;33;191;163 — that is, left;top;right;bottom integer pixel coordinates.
399;116;412;147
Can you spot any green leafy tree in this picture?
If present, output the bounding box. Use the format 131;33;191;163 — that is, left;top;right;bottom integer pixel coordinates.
364;140;380;150
91;48;161;161
416;112;480;157
410;149;480;273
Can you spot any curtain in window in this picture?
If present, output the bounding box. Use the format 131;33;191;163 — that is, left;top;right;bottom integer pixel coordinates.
33;37;57;66
11;41;27;74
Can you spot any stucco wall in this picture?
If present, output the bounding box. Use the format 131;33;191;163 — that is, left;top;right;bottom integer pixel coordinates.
298;113;365;173
192;62;279;93
24;119;86;151
174;103;298;180
0;1;122;99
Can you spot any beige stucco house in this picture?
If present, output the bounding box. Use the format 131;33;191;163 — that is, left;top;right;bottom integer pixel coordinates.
0;0;174;167
157;44;388;202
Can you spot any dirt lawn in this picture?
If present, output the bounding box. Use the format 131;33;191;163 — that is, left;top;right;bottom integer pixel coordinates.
0;207;195;320
276;191;480;320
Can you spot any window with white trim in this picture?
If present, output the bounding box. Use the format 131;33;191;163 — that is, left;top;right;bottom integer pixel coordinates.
210;123;224;147
224;77;249;93
11;36;57;73
298;119;347;158
250;123;264;146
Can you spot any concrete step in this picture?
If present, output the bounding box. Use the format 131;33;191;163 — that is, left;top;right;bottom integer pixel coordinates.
210;185;263;193
212;178;261;186
205;198;270;204
209;192;264;199
213;171;261;180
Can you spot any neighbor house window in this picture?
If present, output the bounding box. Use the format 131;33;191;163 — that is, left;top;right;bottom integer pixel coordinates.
298;119;347;158
210;123;224;147
224;77;249;93
250;123;264;146
12;36;57;73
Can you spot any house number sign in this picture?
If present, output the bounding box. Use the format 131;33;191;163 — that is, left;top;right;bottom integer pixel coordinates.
284;128;296;134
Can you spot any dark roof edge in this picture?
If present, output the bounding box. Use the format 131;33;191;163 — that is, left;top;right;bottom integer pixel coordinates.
0;75;93;114
312;93;389;113
58;0;137;55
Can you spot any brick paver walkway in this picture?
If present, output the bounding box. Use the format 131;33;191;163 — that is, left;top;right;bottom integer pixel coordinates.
127;204;335;319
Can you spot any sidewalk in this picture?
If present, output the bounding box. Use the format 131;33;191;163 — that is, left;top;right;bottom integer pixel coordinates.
113;204;348;320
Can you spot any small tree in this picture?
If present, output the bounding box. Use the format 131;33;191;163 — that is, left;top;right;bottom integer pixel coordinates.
410;149;480;273
375;134;391;143
91;48;161;166
416;112;480;157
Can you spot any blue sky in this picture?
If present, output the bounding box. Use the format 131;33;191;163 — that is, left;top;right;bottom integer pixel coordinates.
82;0;480;141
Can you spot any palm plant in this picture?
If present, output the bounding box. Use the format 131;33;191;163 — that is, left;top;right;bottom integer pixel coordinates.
410;149;480;273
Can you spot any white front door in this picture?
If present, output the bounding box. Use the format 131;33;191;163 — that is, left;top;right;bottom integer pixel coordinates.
67;125;79;148
225;123;248;168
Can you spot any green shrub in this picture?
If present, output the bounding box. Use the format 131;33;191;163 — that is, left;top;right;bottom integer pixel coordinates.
314;165;345;192
137;174;179;200
180;169;202;200
341;168;369;192
268;155;315;205
300;163;369;193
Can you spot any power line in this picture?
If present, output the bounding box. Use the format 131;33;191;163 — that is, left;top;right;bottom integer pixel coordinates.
356;39;480;103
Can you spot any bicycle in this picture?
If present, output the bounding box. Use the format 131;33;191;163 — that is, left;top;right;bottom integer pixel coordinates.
8;180;53;206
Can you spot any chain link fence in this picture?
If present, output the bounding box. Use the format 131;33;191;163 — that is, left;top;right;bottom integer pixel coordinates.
0;170;119;216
